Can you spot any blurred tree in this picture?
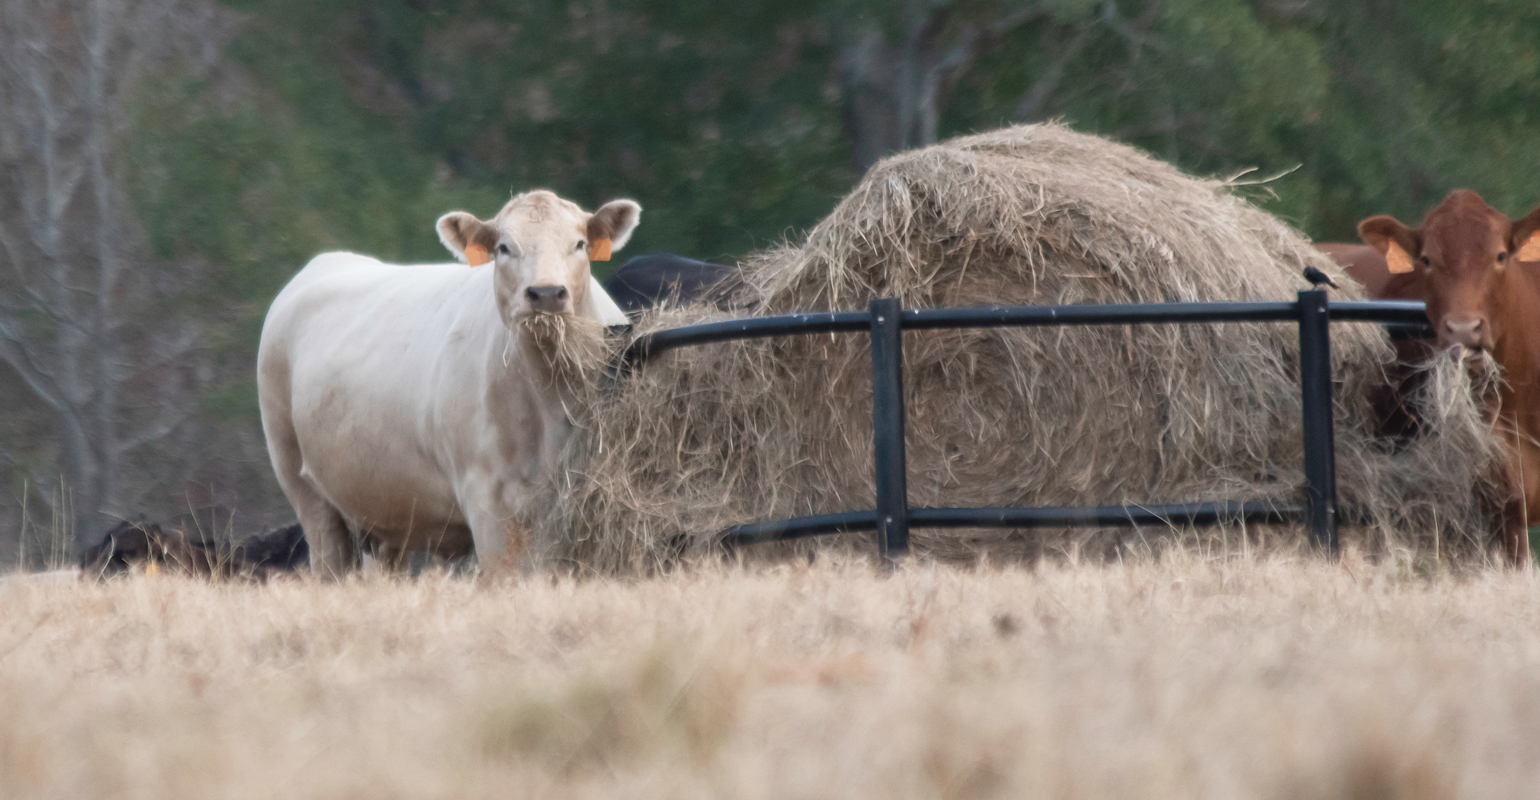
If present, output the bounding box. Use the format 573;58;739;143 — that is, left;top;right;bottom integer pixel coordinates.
0;0;234;546
831;0;1102;171
949;0;1540;236
411;0;854;264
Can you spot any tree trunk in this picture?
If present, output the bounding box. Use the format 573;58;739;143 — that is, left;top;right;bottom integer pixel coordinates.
834;0;1037;174
838;27;907;174
86;0;124;538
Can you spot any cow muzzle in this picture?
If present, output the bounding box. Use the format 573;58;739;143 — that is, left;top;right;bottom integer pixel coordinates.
1444;316;1485;347
525;285;570;314
1442;316;1488;363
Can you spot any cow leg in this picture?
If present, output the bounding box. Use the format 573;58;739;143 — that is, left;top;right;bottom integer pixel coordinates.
372;541;412;574
294;498;354;578
464;506;533;576
1517;439;1540;567
264;410;356;577
1493;441;1532;568
456;470;534;575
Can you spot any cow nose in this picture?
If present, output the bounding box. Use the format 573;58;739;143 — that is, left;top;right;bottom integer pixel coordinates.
525;285;569;312
1444;317;1484;348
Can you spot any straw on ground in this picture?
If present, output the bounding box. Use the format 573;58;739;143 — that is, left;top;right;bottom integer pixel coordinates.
2;552;1537;799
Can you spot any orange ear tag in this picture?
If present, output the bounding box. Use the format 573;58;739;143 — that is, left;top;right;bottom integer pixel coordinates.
1386;241;1415;274
1518;232;1540;263
464;243;491;266
589;238;612;262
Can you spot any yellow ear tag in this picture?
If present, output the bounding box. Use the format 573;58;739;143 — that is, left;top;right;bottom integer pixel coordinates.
1386;241;1416;274
1518;232;1540;263
145;561;160;577
589;238;612;262
464;243;490;267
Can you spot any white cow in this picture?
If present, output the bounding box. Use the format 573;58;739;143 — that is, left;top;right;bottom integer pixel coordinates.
257;190;638;575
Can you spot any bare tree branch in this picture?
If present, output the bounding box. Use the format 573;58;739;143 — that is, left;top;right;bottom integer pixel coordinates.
115;409;191;458
1102;0;1166;60
0;0;238;541
124;335;198;384
0;321;65;412
49;161;88;222
0;218;44;304
986;5;1047;38
1013;14;1100;121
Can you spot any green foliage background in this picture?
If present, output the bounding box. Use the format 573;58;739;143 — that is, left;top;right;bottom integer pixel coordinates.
137;1;1540;294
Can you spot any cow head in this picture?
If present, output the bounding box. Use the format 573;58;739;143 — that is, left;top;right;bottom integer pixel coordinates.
1358;190;1540;363
435;190;640;327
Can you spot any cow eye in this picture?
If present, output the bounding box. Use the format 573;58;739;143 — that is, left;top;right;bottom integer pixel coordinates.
576;240;587;252
498;243;511;256
1420;256;1430;266
1498;252;1508;263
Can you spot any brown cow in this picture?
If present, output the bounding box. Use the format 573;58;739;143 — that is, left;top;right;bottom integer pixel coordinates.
1314;243;1424;301
1352;189;1540;564
1314;243;1435;439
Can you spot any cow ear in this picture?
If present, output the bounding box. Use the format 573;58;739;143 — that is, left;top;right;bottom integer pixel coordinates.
1358;215;1421;274
587;200;641;260
436;211;498;265
1511;205;1540;262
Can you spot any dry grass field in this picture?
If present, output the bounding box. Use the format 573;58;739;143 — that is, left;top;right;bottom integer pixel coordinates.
3;551;1540;799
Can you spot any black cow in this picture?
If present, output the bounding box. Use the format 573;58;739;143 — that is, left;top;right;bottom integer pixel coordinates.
79;519;308;579
232;523;309;577
78;519;217;577
601;253;737;316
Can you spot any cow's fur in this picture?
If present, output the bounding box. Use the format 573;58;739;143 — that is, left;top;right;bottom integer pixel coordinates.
258;190;638;575
1354;190;1540;564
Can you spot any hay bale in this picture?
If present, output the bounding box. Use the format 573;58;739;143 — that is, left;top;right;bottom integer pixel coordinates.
539;123;1503;573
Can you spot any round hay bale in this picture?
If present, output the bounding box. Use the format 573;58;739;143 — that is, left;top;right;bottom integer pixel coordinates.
539;123;1503;573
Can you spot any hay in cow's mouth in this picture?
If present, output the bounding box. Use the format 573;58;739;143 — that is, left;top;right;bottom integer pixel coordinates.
536;122;1506;574
516;311;611;391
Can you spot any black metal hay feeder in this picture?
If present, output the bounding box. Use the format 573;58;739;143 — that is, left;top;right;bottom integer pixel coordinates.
622;291;1432;562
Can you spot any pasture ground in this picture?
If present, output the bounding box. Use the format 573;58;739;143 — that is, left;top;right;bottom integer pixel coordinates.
2;551;1538;799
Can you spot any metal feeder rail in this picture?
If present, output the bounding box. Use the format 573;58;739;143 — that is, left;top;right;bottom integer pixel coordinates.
622;291;1432;561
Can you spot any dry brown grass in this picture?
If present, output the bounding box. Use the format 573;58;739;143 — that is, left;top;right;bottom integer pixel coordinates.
4;552;1540;799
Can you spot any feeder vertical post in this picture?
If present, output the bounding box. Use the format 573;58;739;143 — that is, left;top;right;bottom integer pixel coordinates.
870;297;910;561
1298;289;1339;553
